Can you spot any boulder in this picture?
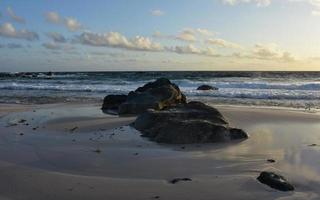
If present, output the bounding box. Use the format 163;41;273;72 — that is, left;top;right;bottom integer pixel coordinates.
197;85;218;91
102;95;127;111
118;78;186;115
132;101;248;144
257;171;294;191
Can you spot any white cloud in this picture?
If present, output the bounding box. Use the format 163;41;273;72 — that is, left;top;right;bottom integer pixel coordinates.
196;28;215;37
7;7;26;23
64;17;81;32
76;32;162;52
223;0;320;16
46;32;67;43
153;28;215;43
176;29;197;42
150;9;165;16
45;11;60;24
206;38;242;49
222;0;271;6
230;43;296;62
0;23;39;41
45;11;82;32
166;44;220;57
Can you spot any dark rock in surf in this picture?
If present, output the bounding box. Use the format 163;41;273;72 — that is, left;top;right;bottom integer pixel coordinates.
257;171;294;191
197;85;218;91
118;78;186;115
133;101;248;144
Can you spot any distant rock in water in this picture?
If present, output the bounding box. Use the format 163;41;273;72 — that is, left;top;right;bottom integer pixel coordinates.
132;101;248;144
118;78;186;115
257;171;294;191
102;94;127;112
197;85;218;91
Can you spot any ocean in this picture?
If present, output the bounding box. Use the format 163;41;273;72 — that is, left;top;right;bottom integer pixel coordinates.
1;71;320;109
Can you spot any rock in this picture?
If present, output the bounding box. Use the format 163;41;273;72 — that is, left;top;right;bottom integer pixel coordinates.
45;71;53;76
267;159;276;163
169;178;192;184
132;101;248;144
197;85;218;91
118;78;186;115
257;171;294;191
102;94;127;111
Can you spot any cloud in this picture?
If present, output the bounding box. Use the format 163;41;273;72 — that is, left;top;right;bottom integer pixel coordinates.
7;7;26;23
45;11;82;32
0;23;39;41
46;32;67;43
0;43;23;48
223;0;320;16
206;38;242;49
150;9;165;16
222;0;271;6
7;43;23;48
45;11;60;23
153;28;215;43
42;42;62;50
235;43;296;62
176;29;197;42
196;28;215;37
64;17;81;32
76;32;162;52
166;44;220;57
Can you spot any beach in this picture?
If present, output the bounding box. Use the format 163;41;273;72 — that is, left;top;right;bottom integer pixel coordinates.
0;103;319;200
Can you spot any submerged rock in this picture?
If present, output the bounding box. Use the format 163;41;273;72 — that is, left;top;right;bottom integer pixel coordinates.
197;85;218;91
133;101;248;144
118;78;186;115
257;171;294;191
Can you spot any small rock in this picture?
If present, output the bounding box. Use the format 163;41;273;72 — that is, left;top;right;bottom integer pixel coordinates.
257;171;294;191
18;119;26;123
197;85;218;91
70;126;78;132
169;178;192;184
93;149;102;153
267;159;276;163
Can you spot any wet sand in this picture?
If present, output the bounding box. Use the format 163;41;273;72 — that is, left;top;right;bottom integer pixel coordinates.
0;103;320;200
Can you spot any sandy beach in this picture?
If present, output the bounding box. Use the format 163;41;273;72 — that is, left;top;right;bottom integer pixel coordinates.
0;103;319;200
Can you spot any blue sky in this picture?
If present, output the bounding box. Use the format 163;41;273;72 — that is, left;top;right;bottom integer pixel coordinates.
0;0;320;71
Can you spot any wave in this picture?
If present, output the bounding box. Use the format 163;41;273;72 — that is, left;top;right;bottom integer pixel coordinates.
1;71;320;107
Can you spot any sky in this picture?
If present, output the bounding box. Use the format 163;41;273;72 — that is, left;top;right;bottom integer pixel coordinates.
0;0;320;72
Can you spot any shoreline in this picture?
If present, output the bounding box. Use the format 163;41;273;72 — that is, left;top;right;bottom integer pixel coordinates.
0;102;320;199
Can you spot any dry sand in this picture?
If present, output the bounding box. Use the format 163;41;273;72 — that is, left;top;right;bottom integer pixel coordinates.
0;103;320;200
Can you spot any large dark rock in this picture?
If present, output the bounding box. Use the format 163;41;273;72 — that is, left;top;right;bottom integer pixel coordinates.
197;85;218;91
257;171;294;191
132;101;248;144
118;78;186;115
102;95;127;111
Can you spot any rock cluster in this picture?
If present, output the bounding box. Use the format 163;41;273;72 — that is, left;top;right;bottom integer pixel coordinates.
102;78;248;144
